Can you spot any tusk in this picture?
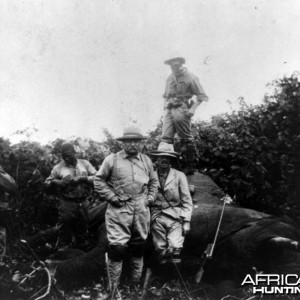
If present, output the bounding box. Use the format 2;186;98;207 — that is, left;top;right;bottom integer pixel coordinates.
268;237;299;251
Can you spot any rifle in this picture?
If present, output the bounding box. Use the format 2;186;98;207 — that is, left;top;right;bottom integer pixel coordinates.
194;196;229;284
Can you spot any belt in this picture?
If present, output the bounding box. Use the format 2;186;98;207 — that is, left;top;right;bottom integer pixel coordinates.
167;97;190;108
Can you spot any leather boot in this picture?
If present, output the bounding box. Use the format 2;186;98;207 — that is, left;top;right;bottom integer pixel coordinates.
183;143;196;175
171;248;182;265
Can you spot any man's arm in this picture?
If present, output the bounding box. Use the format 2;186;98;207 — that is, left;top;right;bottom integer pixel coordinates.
93;155;117;202
178;172;193;222
82;160;97;183
0;166;17;195
144;156;158;205
44;166;65;189
188;75;209;117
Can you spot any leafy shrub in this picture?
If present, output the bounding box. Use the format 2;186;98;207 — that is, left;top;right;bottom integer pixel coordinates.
192;74;300;218
1;74;300;237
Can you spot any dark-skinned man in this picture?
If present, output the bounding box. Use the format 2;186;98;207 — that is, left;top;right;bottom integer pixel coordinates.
162;56;209;175
151;142;193;268
44;143;96;250
94;124;158;296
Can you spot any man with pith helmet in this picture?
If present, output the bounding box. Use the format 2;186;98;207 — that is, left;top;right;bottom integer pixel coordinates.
94;124;158;295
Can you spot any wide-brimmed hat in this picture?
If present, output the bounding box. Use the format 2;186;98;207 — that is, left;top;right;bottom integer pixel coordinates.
151;142;179;158
116;124;147;141
164;56;185;66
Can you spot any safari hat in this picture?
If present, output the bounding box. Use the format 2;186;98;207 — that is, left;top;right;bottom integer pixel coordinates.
164;56;185;65
116;124;147;141
151;142;179;158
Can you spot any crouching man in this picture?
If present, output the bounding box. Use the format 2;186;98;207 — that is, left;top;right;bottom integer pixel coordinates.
151;142;193;266
94;124;157;295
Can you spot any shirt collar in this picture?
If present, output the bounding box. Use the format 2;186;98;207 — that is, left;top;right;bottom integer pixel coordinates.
173;67;187;79
63;158;78;168
121;149;141;160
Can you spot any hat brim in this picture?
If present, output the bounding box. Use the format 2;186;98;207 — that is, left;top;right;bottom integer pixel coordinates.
116;135;147;141
151;151;179;159
164;57;185;65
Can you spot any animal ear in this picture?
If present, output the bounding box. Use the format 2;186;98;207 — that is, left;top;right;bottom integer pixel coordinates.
267;236;299;252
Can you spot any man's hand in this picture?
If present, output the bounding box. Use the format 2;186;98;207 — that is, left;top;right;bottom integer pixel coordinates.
70;176;88;185
145;196;154;207
182;221;191;236
51;179;66;188
110;196;124;208
186;109;196;117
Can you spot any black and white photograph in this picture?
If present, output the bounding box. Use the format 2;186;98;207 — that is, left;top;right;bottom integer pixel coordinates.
0;1;300;299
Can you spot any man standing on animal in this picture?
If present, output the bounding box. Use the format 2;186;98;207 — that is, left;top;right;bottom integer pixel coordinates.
44;143;97;250
94;123;158;296
162;56;209;175
151;142;193;267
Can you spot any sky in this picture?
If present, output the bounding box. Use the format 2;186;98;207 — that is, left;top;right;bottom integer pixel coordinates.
0;0;299;144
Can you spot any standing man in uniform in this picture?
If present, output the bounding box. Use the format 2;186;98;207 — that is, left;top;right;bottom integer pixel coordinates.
94;124;157;295
44;143;97;250
162;56;209;175
151;142;193;266
0;165;17;261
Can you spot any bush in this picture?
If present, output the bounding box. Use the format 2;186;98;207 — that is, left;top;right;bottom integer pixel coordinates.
192;74;300;218
1;74;300;237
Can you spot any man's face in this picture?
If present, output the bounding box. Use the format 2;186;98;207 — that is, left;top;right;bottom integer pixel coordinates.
170;61;183;75
123;139;142;156
62;150;77;166
157;156;172;173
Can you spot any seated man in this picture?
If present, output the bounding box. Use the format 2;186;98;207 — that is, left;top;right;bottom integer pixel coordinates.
150;142;193;266
0;165;17;261
44;143;96;250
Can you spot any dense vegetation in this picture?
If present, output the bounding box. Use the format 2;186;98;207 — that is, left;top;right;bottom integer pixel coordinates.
1;74;300;236
1;74;300;300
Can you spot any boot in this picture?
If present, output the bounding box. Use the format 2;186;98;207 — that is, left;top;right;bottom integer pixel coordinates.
130;256;143;285
171;248;182;265
183;143;196;175
107;259;123;299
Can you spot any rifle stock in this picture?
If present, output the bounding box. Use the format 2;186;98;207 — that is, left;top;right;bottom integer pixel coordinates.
194;198;228;284
194;243;212;283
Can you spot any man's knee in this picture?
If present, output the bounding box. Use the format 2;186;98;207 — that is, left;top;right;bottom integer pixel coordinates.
129;241;146;258
108;244;127;262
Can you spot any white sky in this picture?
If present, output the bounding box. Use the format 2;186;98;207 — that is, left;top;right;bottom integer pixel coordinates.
0;0;299;144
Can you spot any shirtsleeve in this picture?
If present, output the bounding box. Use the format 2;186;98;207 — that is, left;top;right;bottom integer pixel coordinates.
93;154;117;201
44;166;60;187
84;160;97;183
144;156;158;202
178;172;193;221
190;75;209;103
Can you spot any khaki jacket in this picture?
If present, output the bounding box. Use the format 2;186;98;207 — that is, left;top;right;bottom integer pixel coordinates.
151;168;193;222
